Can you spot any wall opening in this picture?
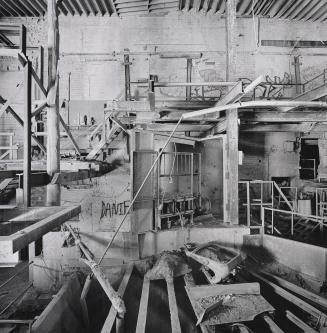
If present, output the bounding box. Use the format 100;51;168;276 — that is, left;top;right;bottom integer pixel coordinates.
300;138;319;180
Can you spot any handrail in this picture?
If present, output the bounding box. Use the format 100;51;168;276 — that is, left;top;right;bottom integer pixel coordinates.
262;206;327;240
273;182;293;211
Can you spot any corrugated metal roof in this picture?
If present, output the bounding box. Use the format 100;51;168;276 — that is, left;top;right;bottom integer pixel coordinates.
0;0;327;20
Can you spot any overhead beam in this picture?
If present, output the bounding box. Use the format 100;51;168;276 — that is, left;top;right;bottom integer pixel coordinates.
241;111;327;122
145;123;212;132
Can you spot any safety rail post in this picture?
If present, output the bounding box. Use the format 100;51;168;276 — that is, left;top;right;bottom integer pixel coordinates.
261;206;265;232
291;211;294;236
247;181;250;227
271;208;274;235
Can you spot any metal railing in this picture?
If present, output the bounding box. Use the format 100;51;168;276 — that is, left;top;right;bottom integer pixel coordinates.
303;68;327;93
239;180;294;227
261;206;327;240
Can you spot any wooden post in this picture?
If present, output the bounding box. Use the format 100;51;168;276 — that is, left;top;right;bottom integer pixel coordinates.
293;55;302;95
124;50;131;101
226;0;239;224
186;58;192;101
47;0;60;205
23;60;32;207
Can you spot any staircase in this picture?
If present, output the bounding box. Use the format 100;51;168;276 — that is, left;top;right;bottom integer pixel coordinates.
291;218;321;242
85;123;122;160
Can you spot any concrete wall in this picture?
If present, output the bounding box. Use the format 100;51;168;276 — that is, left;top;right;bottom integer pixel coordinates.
240;132;299;184
245;234;327;283
139;225;250;258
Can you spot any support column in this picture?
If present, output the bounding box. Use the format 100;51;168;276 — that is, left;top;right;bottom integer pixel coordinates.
46;0;60;205
23;60;32;207
226;0;239;224
186;58;192;101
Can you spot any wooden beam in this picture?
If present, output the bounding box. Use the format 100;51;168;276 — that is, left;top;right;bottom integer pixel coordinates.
0;205;81;254
240;123;320;132
47;0;60;176
31;67;47;99
100;263;134;333
182;100;327;119
0;83;23;119
285;310;318;333
241;111;327;122
59;114;81;154
249;271;327;329
145;123;212;132
78;0;91;14
47;0;60;206
262;314;284;333
23;61;32;207
135;278;150;333
18;172;50;188
186;58;192;101
226;0;238;225
0;98;46;154
166;279;182;333
260;270;327;311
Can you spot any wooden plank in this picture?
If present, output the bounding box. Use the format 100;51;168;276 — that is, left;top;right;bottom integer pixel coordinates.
0;48;19;58
187;283;260;300
285;310;318;333
249;271;327;329
145;124;212;132
135;278;150;333
226;108;238;224
183;274;213;333
0;83;23;118
31;67;47;98
51;170;96;185
32;275;82;333
260;270;327;311
59;114;81;155
262;314;284;333
0;205;81;254
47;0;60;177
18;172;50;189
0;178;14;191
241;111;327;123
101;263;134;333
166;279;182;333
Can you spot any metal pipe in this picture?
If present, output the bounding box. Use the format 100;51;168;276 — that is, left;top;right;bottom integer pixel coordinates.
130;81;238;87
182;100;327;119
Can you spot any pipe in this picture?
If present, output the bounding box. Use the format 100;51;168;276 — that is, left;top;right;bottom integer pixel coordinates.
182;100;327;119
